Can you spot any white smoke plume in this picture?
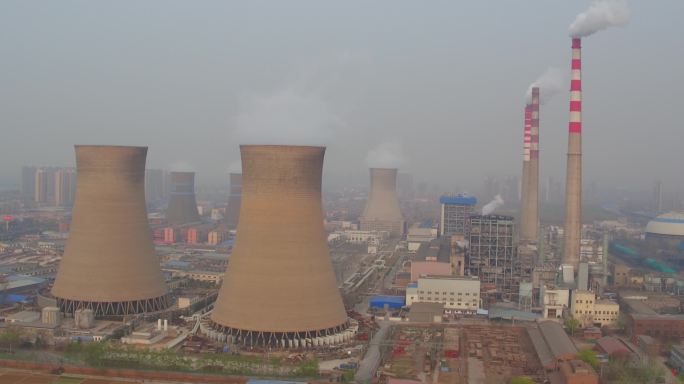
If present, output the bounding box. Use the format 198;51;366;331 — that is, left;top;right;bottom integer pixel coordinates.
366;141;405;169
525;67;566;104
233;88;342;146
569;0;630;38
227;160;241;174
481;194;504;215
168;161;194;172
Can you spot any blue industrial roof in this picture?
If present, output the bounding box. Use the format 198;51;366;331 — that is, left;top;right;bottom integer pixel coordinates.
439;195;477;206
0;294;28;305
419;220;434;228
407;283;418;288
370;295;406;309
653;217;684;224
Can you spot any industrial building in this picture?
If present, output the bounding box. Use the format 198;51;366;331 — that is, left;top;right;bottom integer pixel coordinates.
360;168;404;237
468;215;515;302
405;276;480;313
224;173;242;229
570;290;619;327
165;171;201;225
51;146;170;317
208;145;352;348
645;211;684;245
439;194;476;237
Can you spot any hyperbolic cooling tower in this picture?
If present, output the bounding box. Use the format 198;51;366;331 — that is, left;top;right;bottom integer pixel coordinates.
166;171;201;225
224;173;242;228
360;168;404;237
52;146;169;316
211;145;349;348
563;38;583;269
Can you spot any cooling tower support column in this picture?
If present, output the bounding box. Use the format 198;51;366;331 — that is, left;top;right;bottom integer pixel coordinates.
360;168;405;237
563;38;583;269
52;146;169;317
210;145;351;349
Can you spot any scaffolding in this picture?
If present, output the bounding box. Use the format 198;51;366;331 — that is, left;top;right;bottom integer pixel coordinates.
468;215;516;304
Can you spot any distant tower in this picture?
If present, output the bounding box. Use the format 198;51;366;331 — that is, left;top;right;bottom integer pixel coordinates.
210;145;350;348
654;181;663;214
519;104;532;239
34;168;48;203
166;171;201;225
52;146;169;316
563;38;583;269
54;168;76;207
224;173;242;229
144;169;166;204
360;168;404;237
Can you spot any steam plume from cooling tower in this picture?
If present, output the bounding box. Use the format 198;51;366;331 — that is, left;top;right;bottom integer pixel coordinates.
569;0;630;38
525;68;565;104
366;141;405;168
482;195;504;215
233;88;342;146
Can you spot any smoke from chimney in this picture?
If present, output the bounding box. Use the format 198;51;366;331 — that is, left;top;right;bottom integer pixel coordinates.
366;141;405;168
482;195;504;215
569;0;630;38
525;68;565;104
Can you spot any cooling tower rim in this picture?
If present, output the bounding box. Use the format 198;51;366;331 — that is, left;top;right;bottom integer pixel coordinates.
74;145;148;150
239;144;325;151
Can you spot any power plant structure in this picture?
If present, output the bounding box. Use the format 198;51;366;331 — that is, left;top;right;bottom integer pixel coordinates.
52;146;170;317
562;38;583;271
166;171;201;225
224;173;242;229
519;104;532;240
360;168;404;237
207;145;354;348
521;87;540;243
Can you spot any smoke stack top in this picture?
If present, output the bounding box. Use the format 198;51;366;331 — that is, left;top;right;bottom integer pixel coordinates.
482;195;504;215
366;141;405;168
569;0;630;38
525;67;565;104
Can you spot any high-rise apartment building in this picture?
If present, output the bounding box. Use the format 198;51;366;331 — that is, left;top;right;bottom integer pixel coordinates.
34;168;48;203
54;168;76;207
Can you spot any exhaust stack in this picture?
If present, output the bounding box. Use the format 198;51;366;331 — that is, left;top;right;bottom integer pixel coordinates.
166;171;201;225
528;87;541;241
562;38;583;269
211;145;349;348
519;104;532;240
360;168;404;237
52;146;169;316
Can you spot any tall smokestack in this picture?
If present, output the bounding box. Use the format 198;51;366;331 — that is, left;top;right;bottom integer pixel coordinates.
166;171;201;225
563;38;583;269
52;146;169;316
528;87;541;241
224;173;242;229
360;168;404;237
211;145;349;348
519;104;532;240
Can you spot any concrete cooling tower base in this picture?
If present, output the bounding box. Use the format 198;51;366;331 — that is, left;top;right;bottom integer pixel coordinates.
202;319;358;349
58;296;170;318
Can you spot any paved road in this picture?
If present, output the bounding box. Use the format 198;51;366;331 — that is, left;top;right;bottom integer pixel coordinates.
355;321;391;382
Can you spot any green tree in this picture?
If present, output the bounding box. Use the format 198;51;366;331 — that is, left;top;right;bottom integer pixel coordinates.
0;326;22;353
577;348;599;369
564;317;580;336
509;377;534;384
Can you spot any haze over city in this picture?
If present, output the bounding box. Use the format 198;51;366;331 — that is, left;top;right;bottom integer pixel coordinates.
1;1;683;191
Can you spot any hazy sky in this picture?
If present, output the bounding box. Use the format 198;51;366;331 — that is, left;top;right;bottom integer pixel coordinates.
1;1;682;192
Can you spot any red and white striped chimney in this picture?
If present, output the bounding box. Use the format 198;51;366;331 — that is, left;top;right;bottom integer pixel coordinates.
528;87;540;241
563;38;583;269
520;105;533;240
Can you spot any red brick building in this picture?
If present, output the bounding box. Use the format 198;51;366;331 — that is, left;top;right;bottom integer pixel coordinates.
628;314;684;342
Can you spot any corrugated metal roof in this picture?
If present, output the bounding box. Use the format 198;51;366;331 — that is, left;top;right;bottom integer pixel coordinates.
538;321;577;359
527;327;554;367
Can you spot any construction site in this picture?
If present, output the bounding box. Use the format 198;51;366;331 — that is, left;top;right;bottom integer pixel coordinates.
378;324;545;384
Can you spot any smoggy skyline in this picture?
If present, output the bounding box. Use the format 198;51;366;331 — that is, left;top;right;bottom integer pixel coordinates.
1;1;682;193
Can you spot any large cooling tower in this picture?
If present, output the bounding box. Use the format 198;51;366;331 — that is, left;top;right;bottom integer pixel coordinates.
211;145;349;348
360;168;404;237
52;146;169;316
166;171;201;225
224;173;242;228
